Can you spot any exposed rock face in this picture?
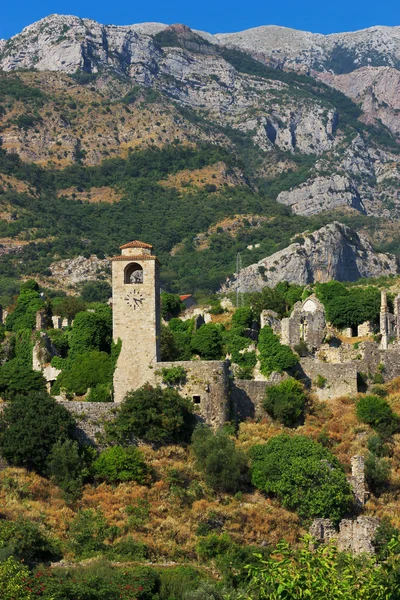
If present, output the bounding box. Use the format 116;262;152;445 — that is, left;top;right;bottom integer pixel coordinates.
277;174;365;216
210;25;400;73
222;222;398;292
318;67;400;137
49;255;110;285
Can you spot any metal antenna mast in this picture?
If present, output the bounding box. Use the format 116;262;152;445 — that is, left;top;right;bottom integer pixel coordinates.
236;252;243;308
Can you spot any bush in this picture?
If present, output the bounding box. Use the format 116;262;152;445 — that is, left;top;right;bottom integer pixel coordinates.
87;383;113;402
191;323;223;359
68;306;112;359
159;365;186;385
0;557;31;600
258;326;298;376
356;395;399;437
250;434;353;522
232;307;253;329
47;439;86;501
365;452;391;496
191;426;249;493
0;392;75;473
263;378;306;426
92;445;151;484
0;360;47;400
54;350;113;395
161;292;183;319
5;282;44;332
0;518;61;564
107;384;196;445
67;509;116;558
159;566;203;600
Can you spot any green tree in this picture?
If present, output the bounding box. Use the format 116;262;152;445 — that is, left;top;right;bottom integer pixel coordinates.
161;292;183;319
250;434;353;521
68;305;112;358
54;350;113;395
264;378;306;427
0;557;32;600
0;392;75;473
81;281;112;303
231;536;400;600
0;360;46;400
0;518;61;563
52;296;87;321
47;439;86;501
258;327;298;376
191;323;223;360
93;445;151;484
5;281;44;332
356;395;399;437
107;384;196;445
191;426;249;493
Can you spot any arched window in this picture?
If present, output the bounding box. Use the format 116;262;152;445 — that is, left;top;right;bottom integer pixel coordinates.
124;262;143;284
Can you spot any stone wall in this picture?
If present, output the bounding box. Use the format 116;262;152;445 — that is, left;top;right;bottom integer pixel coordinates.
155;361;230;428
231;374;284;420
56;401;117;446
298;359;358;400
310;517;380;554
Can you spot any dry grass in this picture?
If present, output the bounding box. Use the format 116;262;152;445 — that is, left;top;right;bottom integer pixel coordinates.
160;162;246;192
57;186;123;204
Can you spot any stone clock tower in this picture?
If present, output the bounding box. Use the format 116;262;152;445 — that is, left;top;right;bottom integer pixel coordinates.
111;240;160;402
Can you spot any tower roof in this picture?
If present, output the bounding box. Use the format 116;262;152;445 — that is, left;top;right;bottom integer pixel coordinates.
120;240;153;250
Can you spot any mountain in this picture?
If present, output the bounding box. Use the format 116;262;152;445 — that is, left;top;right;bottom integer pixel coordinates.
221;222;398;292
1;15;400;302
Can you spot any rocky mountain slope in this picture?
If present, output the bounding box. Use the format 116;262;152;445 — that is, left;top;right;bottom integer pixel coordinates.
1;15;400;298
222;222;398;292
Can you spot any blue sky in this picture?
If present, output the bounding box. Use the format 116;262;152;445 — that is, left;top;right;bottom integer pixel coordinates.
1;0;400;40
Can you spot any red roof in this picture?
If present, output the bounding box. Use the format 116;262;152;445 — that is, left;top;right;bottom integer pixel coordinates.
180;294;192;301
120;240;153;250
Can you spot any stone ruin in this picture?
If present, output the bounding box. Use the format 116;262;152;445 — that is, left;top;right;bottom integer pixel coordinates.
310;455;380;554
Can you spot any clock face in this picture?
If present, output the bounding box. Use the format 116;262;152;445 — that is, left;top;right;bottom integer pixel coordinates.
124;289;144;310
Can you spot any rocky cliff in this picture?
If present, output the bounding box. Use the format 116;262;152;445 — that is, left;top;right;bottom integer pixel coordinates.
222;222;398;292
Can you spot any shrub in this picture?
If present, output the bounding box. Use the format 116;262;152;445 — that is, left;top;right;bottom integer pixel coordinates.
0;518;61;563
67;509;115;558
160;365;186;385
0;392;75;473
5;281;44;332
191;426;249;493
161;292;183;319
0;360;46;400
356;395;399;437
232;307;253;329
107;384;196;445
258;326;298;376
68;306;112;359
250;434;353;521
365;452;391;496
93;445;151;484
263;378;306;427
0;557;31;600
47;439;86;501
54;350;113;395
159;566;203;600
373;517;400;559
110;536;149;561
191;323;223;359
87;383;113;402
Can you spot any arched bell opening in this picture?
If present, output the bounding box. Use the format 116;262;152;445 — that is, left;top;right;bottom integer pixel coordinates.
124;262;143;284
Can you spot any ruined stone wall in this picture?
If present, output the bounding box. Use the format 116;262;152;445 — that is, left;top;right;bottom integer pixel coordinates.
155;361;230;428
230;374;285;420
56;401;117;446
299;359;358;400
309;517;380;554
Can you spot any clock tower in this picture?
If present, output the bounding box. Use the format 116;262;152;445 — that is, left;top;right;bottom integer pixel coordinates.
111;240;161;402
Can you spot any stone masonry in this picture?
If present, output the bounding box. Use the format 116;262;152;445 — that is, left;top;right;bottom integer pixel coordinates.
112;241;161;403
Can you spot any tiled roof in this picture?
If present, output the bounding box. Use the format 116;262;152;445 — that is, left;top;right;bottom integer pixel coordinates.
120;240;153;250
180;294;192;301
